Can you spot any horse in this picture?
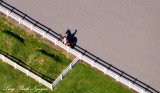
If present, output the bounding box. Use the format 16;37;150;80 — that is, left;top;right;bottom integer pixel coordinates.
59;29;77;48
65;29;77;48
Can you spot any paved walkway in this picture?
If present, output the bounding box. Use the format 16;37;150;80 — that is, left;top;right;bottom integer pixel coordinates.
5;0;160;91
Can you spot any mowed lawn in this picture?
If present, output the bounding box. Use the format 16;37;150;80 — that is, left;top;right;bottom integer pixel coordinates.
0;16;71;82
0;59;52;93
0;14;134;93
0;59;134;93
54;61;135;93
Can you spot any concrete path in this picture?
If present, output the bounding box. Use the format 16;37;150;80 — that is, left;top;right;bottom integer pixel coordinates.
5;0;160;91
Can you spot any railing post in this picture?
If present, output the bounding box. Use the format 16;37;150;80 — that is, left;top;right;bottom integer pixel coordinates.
66;46;70;52
42;32;45;38
30;25;33;31
26;70;29;76
140;90;145;93
14;63;17;69
70;63;72;69
2;55;5;62
128;82;132;89
6;11;10;17
78;54;83;60
92;61;94;67
39;77;41;83
54;39;57;45
60;74;63;80
50;84;53;90
18;17;22;24
52;82;56;89
115;75;119;82
103;68;106;74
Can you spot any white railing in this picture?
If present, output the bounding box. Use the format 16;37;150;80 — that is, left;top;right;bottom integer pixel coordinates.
0;53;79;90
0;4;155;93
81;55;148;93
52;57;79;88
0;54;52;90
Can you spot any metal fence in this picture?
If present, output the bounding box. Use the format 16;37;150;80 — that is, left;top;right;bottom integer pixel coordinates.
0;1;159;93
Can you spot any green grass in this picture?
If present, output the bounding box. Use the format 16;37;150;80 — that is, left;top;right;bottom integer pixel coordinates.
0;59;134;93
0;59;52;93
0;17;71;82
0;15;134;93
53;61;134;93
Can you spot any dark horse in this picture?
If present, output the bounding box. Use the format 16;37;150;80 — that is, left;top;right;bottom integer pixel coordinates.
59;29;77;48
65;29;77;48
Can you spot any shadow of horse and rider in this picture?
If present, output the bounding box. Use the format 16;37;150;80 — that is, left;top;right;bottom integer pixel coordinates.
59;29;77;48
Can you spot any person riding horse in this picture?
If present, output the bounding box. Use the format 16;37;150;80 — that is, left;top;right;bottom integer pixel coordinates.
59;29;77;48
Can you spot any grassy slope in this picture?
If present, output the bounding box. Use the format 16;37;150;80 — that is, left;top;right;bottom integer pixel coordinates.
0;15;134;93
0;59;53;93
54;61;135;93
0;17;71;81
0;59;134;93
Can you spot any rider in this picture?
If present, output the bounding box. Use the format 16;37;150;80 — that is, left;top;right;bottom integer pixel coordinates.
62;36;67;44
59;34;70;46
